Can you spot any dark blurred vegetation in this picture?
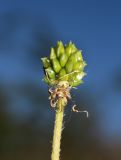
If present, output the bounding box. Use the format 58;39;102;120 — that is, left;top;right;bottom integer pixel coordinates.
0;6;121;160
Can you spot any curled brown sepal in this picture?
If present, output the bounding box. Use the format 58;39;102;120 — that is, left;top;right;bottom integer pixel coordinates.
48;81;71;111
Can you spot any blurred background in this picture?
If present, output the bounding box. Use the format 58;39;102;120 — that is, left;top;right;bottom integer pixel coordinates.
0;0;121;159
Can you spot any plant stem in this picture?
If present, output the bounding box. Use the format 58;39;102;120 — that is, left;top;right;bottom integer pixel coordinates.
51;98;65;160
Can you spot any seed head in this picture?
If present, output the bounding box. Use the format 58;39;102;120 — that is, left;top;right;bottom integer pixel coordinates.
41;41;87;87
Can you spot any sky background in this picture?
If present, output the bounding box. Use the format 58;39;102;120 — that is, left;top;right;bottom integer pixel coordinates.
0;0;121;159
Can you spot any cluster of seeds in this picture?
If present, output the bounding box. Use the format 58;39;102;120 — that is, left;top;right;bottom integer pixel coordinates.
41;41;86;87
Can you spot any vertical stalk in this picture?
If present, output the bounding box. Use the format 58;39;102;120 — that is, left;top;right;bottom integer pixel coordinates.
51;98;65;160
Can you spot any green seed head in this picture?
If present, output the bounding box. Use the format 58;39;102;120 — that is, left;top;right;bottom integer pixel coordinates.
41;41;87;87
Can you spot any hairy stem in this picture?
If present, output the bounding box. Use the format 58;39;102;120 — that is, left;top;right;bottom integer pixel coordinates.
51;98;65;160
